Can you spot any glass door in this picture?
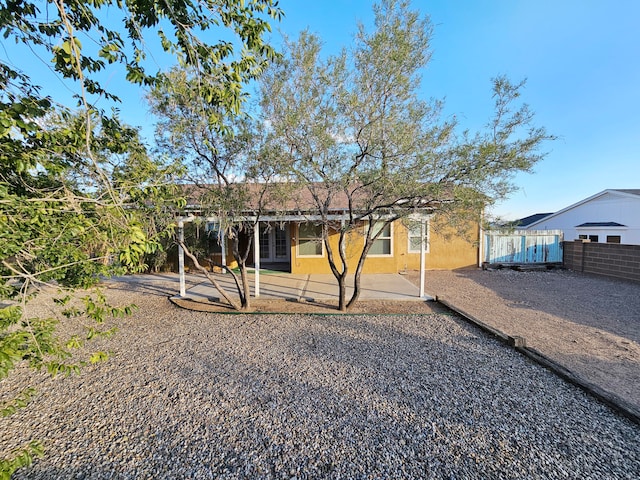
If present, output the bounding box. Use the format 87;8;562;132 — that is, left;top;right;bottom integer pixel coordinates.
259;224;273;262
258;223;290;264
274;225;289;260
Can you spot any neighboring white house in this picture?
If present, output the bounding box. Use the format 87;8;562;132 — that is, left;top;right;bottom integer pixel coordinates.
519;189;640;245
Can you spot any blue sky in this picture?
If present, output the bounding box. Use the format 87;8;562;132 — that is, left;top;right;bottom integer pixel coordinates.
4;1;639;220
274;0;640;220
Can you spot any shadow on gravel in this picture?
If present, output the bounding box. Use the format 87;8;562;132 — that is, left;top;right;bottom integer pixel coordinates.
102;274;200;298
7;309;640;479
444;268;640;344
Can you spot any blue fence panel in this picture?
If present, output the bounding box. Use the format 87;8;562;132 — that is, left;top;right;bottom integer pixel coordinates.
484;230;563;264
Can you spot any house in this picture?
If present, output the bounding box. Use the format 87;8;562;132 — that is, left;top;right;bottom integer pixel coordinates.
182;183;481;275
519;189;640;245
246;215;480;275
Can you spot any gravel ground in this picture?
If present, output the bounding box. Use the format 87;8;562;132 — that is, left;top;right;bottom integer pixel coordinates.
410;268;640;411
2;284;640;479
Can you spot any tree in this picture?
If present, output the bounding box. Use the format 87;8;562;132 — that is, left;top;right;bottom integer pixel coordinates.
0;109;155;476
1;0;282;475
260;0;554;311
148;67;290;310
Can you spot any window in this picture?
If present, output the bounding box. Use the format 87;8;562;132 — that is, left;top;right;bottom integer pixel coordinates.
369;222;392;256
606;235;621;244
297;223;323;257
275;226;288;257
408;222;429;253
578;234;599;242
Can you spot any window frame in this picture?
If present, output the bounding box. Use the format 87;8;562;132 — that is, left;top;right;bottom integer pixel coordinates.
296;222;324;258
407;220;430;254
367;221;393;257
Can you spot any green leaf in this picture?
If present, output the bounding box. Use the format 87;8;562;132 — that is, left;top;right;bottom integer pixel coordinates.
89;351;109;364
1;388;37;417
0;441;44;479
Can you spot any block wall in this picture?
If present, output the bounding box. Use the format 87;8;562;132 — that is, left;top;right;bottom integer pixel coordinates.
563;240;640;283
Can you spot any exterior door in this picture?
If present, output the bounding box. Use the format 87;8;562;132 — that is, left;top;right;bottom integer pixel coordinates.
259;224;290;263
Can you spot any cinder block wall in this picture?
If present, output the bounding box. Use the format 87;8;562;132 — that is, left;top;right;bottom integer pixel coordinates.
563;240;640;282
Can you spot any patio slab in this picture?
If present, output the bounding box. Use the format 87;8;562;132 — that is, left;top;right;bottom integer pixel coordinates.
184;272;428;303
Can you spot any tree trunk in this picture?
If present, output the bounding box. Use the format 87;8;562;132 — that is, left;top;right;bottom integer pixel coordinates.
325;228;349;311
346;269;362;311
179;241;242;310
337;275;347;312
346;238;373;310
238;262;251;310
231;234;253;311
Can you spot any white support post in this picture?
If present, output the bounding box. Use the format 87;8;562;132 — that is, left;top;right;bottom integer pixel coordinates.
178;221;186;298
478;209;485;268
254;224;260;298
419;218;426;298
220;228;227;273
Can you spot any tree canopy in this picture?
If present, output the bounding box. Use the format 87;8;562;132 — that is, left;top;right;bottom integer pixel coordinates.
259;0;554;310
1;0;282;475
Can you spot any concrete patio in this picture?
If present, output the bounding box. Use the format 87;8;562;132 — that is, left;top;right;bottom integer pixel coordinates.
182;272;429;303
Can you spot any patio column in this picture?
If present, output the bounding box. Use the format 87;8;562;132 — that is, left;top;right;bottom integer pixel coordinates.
220;225;227;272
478;208;485;268
419;218;426;298
178;220;186;298
254;223;260;298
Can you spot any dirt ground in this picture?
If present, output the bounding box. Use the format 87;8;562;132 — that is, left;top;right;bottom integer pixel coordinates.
170;296;448;314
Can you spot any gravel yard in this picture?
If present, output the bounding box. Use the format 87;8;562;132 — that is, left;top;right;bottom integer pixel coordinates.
2;284;640;479
411;268;640;412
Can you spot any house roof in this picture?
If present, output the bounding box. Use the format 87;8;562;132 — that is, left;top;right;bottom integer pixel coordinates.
514;213;553;228
575;222;626;228
181;182;447;217
524;189;640;229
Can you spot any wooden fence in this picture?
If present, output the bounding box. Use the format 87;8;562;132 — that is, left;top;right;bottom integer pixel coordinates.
484;230;563;265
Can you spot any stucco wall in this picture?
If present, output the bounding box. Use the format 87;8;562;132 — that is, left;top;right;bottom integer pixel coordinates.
290;218;479;274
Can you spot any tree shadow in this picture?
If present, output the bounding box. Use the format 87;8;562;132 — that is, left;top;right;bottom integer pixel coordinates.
436;268;640;344
7;313;640;479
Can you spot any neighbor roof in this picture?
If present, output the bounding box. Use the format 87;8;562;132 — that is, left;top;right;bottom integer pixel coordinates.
575;222;626;228
514;213;553;228
524;189;640;229
611;189;640;196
